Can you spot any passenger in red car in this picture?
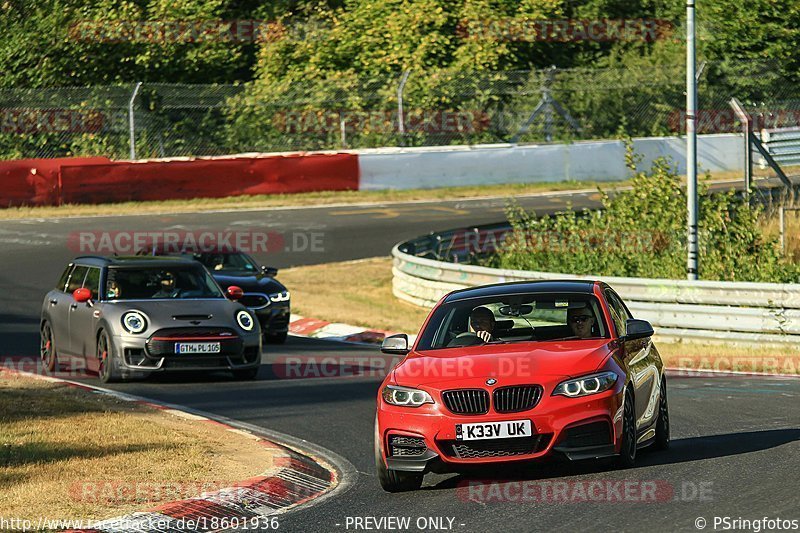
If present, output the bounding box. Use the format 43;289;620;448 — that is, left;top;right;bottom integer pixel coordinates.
470;306;496;342
567;306;596;339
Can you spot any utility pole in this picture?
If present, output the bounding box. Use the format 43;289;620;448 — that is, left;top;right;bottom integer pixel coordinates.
686;0;699;280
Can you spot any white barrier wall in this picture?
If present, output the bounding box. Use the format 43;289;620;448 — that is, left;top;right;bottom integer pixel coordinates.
358;133;743;190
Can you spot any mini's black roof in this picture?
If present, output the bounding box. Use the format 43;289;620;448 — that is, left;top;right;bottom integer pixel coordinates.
73;255;199;268
444;280;599;302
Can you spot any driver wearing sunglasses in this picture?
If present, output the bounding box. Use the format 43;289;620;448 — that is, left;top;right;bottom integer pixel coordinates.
567;306;596;339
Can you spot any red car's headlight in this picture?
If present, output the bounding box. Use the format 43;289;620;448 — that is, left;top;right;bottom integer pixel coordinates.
382;385;434;407
553;371;618;398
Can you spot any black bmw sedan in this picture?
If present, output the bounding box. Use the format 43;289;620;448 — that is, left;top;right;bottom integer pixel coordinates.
156;251;290;343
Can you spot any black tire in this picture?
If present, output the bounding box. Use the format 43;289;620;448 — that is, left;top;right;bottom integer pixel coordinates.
615;389;637;469
374;418;423;492
97;331;121;384
40;321;58;373
265;330;288;344
654;376;670;451
232;367;259;380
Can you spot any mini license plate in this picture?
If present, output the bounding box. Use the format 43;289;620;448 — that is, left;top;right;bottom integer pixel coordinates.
456;420;532;441
175;342;221;354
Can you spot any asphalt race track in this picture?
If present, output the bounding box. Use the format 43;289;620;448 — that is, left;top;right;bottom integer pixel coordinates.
2;185;799;532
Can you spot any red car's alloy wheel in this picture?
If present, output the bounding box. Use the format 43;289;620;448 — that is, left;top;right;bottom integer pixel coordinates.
616;390;637;468
655;377;670;450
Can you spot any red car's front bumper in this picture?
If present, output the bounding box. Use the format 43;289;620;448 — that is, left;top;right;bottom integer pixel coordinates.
377;384;625;473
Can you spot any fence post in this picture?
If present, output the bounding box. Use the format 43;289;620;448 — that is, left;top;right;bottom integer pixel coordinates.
396;70;412;143
729;97;752;196
780;206;785;253
128;82;142;160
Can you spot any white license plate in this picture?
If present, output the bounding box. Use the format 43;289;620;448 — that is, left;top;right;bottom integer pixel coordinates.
456;419;532;441
175;342;221;354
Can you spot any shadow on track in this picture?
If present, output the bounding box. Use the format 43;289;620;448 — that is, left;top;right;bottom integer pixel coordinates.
424;429;800;491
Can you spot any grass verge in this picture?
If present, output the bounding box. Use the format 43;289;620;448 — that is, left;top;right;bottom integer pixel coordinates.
280;257;429;334
282;257;799;374
0;373;277;521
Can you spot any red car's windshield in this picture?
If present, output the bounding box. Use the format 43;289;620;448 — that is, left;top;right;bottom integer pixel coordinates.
415;293;609;350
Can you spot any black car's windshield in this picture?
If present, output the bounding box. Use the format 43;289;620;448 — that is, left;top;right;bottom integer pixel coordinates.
415;293;608;351
105;266;224;300
194;252;260;273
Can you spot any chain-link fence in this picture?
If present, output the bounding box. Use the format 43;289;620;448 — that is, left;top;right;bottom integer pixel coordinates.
1;61;798;160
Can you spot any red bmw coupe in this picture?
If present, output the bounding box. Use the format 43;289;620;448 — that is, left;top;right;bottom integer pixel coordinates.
375;280;669;492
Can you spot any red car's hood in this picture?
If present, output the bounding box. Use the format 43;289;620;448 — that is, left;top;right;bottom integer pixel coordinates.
393;340;613;387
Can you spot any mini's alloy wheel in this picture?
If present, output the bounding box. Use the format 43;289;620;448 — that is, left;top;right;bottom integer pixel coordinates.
40;322;57;372
97;331;120;383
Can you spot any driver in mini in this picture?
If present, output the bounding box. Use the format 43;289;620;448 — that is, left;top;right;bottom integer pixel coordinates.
152;272;179;298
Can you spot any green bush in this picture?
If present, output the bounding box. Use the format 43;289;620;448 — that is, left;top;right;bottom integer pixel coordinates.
488;147;800;283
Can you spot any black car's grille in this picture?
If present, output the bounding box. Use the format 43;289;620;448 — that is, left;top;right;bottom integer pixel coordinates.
442;389;490;415
145;327;242;357
493;385;543;413
240;294;269;309
389;435;427;457
443;435;552;459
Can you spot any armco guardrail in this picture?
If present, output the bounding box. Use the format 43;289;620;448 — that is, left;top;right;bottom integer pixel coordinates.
761;127;800;168
392;226;800;346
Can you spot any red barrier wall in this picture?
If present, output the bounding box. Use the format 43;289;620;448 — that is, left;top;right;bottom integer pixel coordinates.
0;153;358;207
0;157;111;206
59;153;359;204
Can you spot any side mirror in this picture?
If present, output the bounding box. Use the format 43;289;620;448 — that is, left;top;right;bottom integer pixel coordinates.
262;265;279;277
73;288;92;303
624;318;654;341
381;333;410;355
226;286;244;301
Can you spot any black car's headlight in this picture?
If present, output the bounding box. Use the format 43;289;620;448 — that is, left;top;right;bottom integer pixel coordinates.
269;290;290;303
553;371;618;398
236;310;255;331
382;385;434;407
121;311;148;334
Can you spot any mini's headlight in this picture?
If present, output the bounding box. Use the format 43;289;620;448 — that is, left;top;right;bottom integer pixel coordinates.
382;385;434;407
236;310;255;331
269;290;290;303
553;371;618;398
121;311;147;334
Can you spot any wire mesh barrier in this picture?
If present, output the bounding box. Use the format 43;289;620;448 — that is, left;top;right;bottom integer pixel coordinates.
1;61;798;160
